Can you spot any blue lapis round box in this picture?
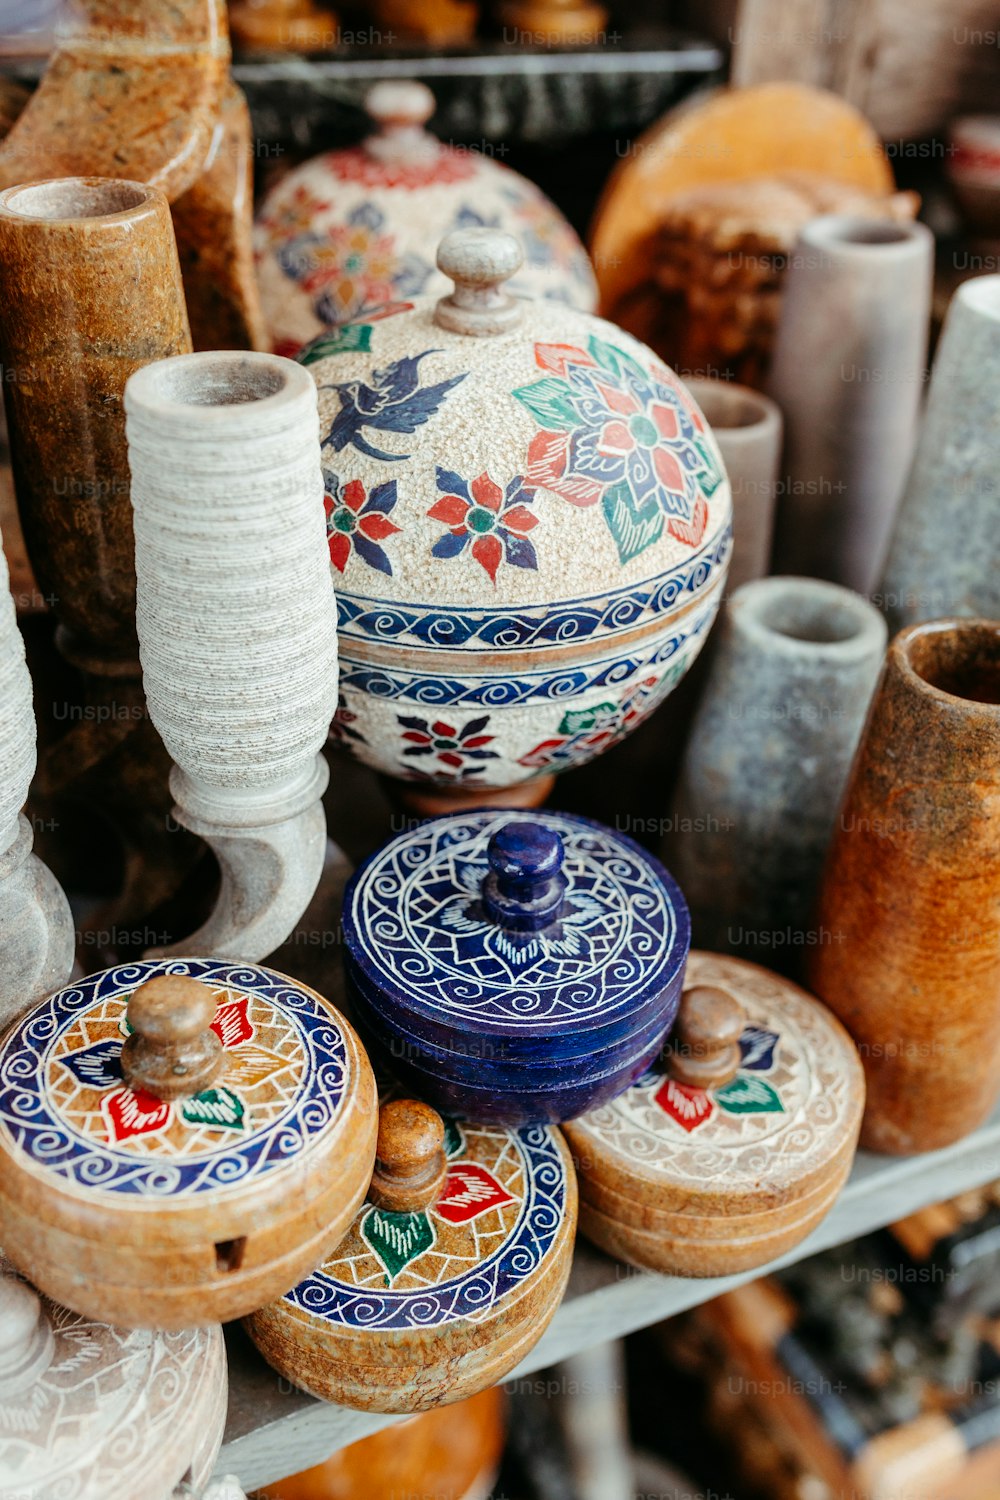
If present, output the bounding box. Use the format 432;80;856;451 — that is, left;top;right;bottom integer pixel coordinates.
341;810;691;1125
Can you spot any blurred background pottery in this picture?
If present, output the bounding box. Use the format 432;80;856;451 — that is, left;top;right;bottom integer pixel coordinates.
767;214;934;595
880;275;1000;632
255;80;598;359
341;810;690;1126
809;618;1000;1155
309;227;731;811
947;115;1000;236
665;577;886;970
683;379;782;593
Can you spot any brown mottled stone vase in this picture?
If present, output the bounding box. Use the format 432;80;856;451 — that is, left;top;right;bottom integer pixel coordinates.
809;619;1000;1155
0;177;191;669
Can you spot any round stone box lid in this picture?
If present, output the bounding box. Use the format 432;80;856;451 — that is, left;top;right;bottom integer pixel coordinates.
0;958;377;1327
342;810;691;1058
564;951;865;1224
244;1097;577;1412
255;80;598;356
0;1254;228;1499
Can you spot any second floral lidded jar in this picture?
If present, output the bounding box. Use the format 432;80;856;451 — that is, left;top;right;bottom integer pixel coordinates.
341;810;691;1125
0;958;377;1329
309;227;732;809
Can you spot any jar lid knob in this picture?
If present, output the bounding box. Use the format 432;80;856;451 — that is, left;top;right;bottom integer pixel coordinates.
667;984;745;1090
0;1274;54;1392
364;81;438;167
121;974;225;1101
434;228;524;336
483;821;567;933
367;1099;448;1214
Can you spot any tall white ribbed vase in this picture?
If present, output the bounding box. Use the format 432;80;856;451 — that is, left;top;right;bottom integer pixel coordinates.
0;528;74;1024
126;351;339;961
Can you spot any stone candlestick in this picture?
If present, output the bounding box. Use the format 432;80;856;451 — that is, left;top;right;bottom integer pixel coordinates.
126;351;339;960
0;527;75;1026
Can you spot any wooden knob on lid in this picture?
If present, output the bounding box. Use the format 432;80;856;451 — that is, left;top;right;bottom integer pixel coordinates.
0;1274;53;1392
435;228;524;336
368;1099;448;1214
667;984;745;1090
120;974;225;1102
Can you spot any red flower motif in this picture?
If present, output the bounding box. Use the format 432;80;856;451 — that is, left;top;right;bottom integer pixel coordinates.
654;1077;715;1133
434;1162;515;1224
324;474;401;576
428;467;540;583
324;144;478;191
398;714;499;779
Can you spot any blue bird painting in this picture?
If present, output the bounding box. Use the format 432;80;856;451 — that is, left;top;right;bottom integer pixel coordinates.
320;350;467;462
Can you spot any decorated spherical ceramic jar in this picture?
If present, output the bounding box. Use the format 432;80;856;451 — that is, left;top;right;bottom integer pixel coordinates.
246;1097;577;1412
341;810;691;1125
0;958;377;1329
308;226;732;809
255;80;598;358
0;1254;228;1500
563;952;865;1278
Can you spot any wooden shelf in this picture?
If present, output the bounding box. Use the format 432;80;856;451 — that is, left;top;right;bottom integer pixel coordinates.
217;1100;1000;1491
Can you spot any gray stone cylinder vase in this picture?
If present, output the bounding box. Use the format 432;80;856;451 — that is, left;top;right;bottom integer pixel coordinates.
685;378;782;594
880;274;1000;631
767;214;934;595
664;576;887;971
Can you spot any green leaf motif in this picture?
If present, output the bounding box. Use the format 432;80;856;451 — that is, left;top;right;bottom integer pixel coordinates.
442;1117;465;1157
715;1075;784;1115
559;701;616;736
587;334;647;384
181;1085;246;1131
298;324;373;364
361;1207;436;1286
601;481;664;565
512;377;581;432
693;438;724;498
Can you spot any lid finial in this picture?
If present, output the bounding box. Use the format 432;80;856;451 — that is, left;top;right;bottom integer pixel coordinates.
435;228;524;336
483;821;567;933
364;81;438;167
368;1099;448;1214
121;974;225;1102
667;984;745;1090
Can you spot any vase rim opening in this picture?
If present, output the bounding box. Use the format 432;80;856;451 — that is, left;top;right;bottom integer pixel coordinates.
0;178;153;224
897;619;1000;709
735;576;887;655
684;379;780;434
127;350;312;413
803;214;927;250
956;275;1000;321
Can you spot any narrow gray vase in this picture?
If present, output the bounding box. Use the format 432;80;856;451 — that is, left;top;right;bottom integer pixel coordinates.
768;214;934;595
664;576;887;971
685;378;782;594
880;273;1000;632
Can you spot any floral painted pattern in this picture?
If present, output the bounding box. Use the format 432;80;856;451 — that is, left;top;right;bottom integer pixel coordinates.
297;303;414;366
399;714;499;780
518;673;671;772
654;1024;785;1134
324;144;478;192
323;472;400;576
272;203;432;327
320;350;467;462
329;691;367;750
427;467;540;583
513;336;724;565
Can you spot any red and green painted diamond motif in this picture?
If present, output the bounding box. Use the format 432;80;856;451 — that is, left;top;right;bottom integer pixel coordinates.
435;1162;515;1224
653;1026;784;1132
361;1205;436;1285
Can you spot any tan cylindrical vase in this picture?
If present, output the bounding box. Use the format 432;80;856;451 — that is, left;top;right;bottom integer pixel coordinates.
809;619;1000;1154
0;177;191;669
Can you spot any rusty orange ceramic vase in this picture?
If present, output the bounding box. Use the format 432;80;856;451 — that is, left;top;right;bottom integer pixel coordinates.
809;619;1000;1154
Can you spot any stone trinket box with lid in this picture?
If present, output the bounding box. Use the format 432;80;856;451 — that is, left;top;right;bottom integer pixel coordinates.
245;1097;577;1412
342;810;691;1126
0;1254;228;1500
255;80;597;358
564;952;865;1277
0;958;377;1329
308;225;732;808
